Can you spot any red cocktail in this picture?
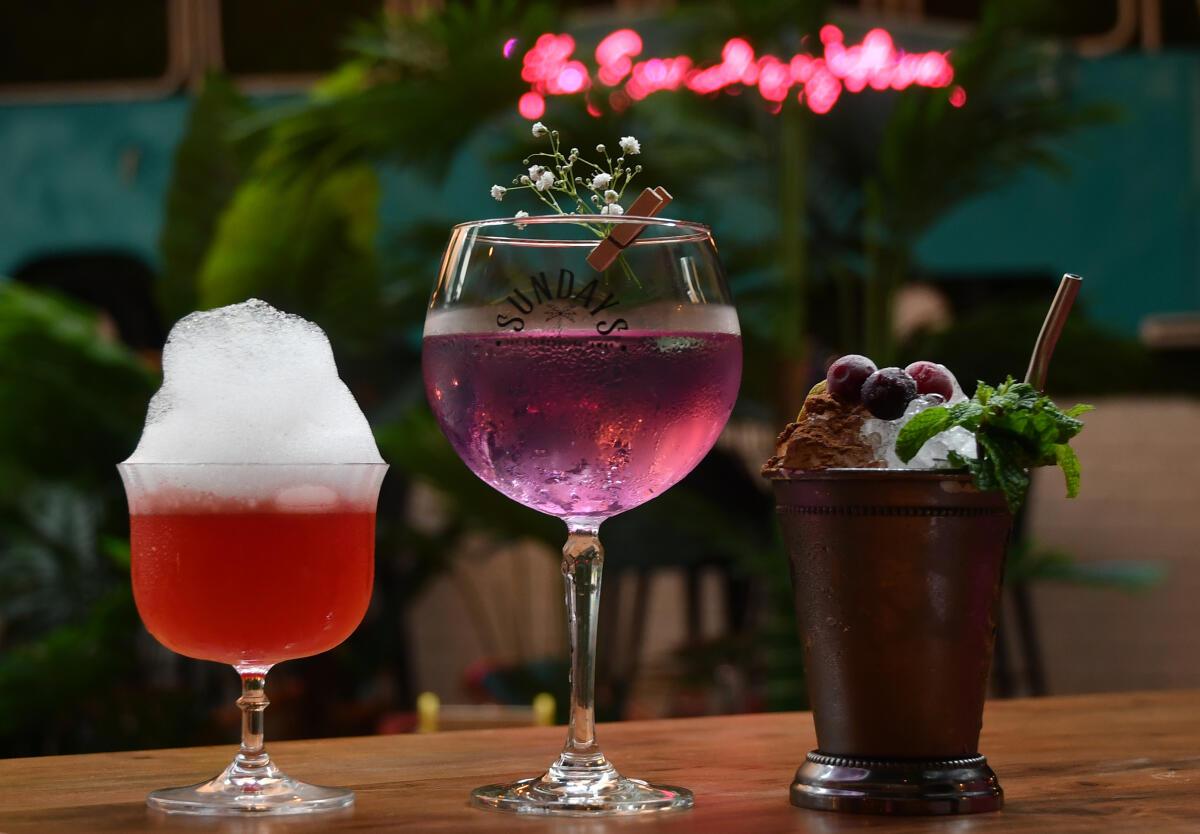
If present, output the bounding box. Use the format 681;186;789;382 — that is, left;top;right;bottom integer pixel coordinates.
130;506;375;666
118;462;387;815
121;297;387;816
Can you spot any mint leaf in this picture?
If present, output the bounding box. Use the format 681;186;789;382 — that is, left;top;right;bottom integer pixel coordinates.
947;376;1090;512
895;405;953;463
972;380;996;405
977;433;1031;511
1066;403;1094;418
1045;408;1085;442
947;399;985;430
1054;443;1081;498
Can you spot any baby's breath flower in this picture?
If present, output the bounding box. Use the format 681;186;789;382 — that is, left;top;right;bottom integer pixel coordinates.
497;123;651;223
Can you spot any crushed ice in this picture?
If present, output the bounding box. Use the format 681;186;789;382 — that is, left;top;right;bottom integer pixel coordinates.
862;390;977;470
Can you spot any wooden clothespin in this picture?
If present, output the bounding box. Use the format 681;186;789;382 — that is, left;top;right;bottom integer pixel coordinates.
586;186;674;272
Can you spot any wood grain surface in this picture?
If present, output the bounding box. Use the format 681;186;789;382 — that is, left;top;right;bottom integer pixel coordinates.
1;690;1197;833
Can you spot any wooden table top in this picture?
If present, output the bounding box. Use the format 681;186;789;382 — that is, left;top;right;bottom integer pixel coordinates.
1;689;1197;833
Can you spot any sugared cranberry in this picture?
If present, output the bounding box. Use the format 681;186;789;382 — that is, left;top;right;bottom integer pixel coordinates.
826;354;877;404
904;361;956;401
861;367;918;420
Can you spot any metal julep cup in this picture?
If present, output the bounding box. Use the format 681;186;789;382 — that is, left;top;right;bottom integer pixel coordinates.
765;469;1012;815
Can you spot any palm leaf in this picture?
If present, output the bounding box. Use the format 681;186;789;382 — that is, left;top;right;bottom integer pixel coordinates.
157;74;262;321
0;285;156;491
245;0;558;182
196;164;384;355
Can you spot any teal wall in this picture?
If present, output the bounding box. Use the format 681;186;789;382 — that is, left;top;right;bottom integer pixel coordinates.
1;52;1197;336
0;99;189;273
917;52;1200;334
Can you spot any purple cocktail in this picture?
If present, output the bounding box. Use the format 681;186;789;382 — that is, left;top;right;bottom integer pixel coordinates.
423;329;741;518
424;214;740;816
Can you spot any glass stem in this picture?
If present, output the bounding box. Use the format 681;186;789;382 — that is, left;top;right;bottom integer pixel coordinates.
556;523;608;772
235;669;273;773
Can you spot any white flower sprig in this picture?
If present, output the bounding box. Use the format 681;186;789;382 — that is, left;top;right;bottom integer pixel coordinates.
488;122;644;220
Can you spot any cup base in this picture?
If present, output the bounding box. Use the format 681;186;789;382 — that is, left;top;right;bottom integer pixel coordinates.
147;759;354;816
791;751;1002;815
471;772;692;817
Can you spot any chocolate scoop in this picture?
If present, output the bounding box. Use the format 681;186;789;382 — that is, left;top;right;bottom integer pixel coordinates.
763;382;883;473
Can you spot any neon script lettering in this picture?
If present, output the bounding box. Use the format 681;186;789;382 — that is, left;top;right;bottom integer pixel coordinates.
511;25;963;120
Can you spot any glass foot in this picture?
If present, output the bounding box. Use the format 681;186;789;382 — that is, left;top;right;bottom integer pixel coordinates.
471;764;692;816
147;759;354;816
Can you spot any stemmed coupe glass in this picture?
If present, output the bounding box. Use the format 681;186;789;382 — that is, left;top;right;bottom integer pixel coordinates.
422;215;742;815
118;462;387;815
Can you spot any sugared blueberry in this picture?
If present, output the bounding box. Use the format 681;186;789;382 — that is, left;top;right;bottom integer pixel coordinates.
861;367;918;420
904;361;956;401
826;354;877;404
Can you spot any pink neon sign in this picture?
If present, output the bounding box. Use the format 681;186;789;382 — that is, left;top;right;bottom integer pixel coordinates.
511;26;964;119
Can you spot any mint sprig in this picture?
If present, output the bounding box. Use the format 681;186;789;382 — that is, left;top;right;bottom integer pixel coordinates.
896;378;1092;512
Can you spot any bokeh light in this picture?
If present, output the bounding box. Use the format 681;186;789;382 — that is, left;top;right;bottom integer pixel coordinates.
513;26;958;118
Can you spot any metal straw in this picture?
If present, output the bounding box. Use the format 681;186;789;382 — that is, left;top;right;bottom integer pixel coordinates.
1024;273;1083;391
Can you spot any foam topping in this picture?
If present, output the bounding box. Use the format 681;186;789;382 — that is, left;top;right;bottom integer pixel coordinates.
126;299;383;466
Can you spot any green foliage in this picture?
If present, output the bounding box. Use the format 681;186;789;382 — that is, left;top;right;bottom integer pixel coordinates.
871;7;1117;245
860;1;1118;361
157;74;262;321
246;0;558;181
2;485;115;641
0;286;178;755
903;299;1186;396
197;165;384;354
897;378;1091;510
174;1;559;359
0;586;211;755
0;285;156;492
624;0;1112;380
1005;541;1165;590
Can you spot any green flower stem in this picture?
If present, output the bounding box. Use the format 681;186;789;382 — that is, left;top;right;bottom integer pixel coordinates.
613;251;640;289
496;124;647;290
